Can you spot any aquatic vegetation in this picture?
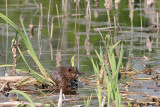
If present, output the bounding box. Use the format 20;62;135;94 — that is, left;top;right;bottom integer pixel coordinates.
71;55;75;67
91;37;123;107
84;94;92;107
0;0;160;106
35;87;57;107
0;13;54;85
0;64;14;68
11;90;35;107
11;89;57;107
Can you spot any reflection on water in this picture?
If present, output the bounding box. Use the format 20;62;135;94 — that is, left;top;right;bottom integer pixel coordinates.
84;38;91;56
146;35;153;52
56;50;61;67
0;0;160;106
29;22;34;39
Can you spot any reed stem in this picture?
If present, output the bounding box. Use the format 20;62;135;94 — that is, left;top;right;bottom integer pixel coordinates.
5;0;8;63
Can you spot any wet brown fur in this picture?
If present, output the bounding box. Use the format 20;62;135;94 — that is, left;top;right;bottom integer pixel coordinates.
51;66;80;89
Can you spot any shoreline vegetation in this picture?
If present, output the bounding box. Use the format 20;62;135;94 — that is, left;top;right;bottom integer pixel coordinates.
0;0;160;106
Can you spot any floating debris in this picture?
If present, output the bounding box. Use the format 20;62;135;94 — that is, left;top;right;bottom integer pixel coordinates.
84;38;91;56
11;39;20;75
29;23;34;39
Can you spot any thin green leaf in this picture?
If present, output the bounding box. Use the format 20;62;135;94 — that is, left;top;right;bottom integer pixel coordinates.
71;55;75;67
18;48;53;85
11;90;35;107
18;79;37;86
95;50;104;64
0;64;14;68
104;71;111;106
0;13;49;80
109;41;121;52
115;42;124;83
35;86;57;107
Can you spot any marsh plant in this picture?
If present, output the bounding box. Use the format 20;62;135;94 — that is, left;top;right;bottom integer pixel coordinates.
0;13;54;85
84;94;92;107
91;36;123;107
11;89;56;107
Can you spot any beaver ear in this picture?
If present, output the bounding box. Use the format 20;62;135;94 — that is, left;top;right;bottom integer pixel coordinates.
68;68;72;72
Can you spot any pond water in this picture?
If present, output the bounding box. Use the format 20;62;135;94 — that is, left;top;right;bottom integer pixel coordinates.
0;0;160;106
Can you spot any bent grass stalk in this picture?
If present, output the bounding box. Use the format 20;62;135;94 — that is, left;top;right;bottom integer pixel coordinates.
35;86;57;107
11;89;56;107
18;48;53;85
11;90;35;107
0;13;54;85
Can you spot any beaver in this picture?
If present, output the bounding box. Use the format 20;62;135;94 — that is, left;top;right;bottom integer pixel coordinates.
51;66;81;89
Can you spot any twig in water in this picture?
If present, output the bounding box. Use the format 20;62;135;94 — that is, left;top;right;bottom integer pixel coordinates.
33;0;39;8
38;18;42;59
40;3;43;29
0;81;10;92
47;0;51;36
104;0;112;28
58;89;63;107
97;28;108;51
56;4;61;29
6;0;8;63
50;17;54;43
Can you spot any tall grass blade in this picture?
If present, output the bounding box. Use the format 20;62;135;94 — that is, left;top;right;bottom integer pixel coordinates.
104;71;111;106
18;48;54;85
115;42;124;84
20;18;49;79
35;86;57;107
108;51;116;75
109;40;121;52
91;57;101;107
11;90;35;107
95;50;104;64
18;79;37;86
86;94;92;107
0;13;49;80
91;40;123;107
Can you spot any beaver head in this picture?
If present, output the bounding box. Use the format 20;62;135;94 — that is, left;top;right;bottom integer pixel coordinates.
65;67;81;80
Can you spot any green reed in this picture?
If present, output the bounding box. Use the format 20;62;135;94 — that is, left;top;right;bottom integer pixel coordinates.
91;39;123;107
0;13;54;85
11;89;56;107
84;94;92;107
